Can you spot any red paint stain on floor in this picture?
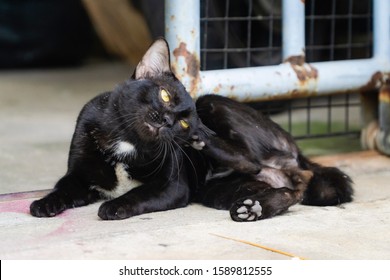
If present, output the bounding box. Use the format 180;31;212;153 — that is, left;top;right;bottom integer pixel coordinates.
0;199;31;215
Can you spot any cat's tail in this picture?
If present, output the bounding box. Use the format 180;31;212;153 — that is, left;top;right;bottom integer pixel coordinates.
297;154;354;206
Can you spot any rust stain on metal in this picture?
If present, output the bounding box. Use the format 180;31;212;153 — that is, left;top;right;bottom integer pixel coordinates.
285;55;305;66
190;29;196;38
172;42;200;95
285;55;318;87
213;83;222;93
360;71;385;93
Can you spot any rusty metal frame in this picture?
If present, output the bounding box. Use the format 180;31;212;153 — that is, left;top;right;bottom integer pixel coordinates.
165;0;390;154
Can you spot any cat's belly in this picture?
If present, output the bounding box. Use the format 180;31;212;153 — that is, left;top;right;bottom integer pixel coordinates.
92;163;143;199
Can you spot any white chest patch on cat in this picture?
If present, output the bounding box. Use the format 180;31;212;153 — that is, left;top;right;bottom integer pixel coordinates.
93;163;142;199
114;141;136;156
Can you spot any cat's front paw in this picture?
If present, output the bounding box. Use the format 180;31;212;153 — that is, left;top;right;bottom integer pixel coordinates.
98;199;132;220
230;198;262;222
30;195;67;217
190;134;205;150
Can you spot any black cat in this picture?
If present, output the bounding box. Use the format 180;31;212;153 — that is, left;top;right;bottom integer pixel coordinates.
30;38;353;222
30;38;203;220
193;94;353;221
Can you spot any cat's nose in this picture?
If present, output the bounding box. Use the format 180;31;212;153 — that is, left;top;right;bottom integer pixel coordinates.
162;113;174;127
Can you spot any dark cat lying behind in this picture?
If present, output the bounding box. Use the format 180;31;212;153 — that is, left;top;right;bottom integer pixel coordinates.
193;94;353;221
30;38;353;222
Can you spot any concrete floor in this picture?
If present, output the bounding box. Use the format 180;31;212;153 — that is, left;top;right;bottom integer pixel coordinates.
0;63;389;259
0;62;131;194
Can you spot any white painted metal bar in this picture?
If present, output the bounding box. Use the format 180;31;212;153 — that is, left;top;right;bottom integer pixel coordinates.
165;0;200;56
373;0;390;155
198;58;389;101
282;0;305;59
165;0;200;94
165;0;390;102
373;0;390;60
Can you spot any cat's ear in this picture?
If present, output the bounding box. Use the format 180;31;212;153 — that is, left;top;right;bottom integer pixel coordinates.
132;38;172;79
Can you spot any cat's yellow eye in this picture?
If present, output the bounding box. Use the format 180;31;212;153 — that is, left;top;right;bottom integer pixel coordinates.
160;89;170;103
179;119;190;129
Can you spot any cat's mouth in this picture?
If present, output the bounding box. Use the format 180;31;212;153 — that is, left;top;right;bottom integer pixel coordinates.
144;111;174;139
144;122;159;135
144;122;169;138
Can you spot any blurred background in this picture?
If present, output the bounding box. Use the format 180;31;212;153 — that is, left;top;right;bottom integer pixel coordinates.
0;0;372;68
0;0;372;194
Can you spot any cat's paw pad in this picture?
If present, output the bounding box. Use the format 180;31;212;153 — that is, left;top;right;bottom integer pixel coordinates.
230;199;262;222
98;200;131;220
190;135;205;150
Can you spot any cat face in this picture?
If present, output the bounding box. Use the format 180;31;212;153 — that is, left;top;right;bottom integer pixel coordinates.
115;39;199;145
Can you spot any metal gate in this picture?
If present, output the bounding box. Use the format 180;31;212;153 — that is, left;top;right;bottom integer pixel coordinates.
165;0;390;155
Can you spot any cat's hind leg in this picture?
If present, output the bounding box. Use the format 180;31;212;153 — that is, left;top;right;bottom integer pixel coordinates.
231;168;313;222
200;174;307;222
30;173;101;217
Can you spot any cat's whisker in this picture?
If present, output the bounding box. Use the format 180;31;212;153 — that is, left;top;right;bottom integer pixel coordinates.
165;142;176;182
172;139;198;185
140;141;169;178
108;113;137;130
106;116;139;139
172;135;192;146
170;142;182;184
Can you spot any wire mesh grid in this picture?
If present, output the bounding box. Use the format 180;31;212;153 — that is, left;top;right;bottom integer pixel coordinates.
259;94;361;141
200;0;372;141
306;0;372;62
